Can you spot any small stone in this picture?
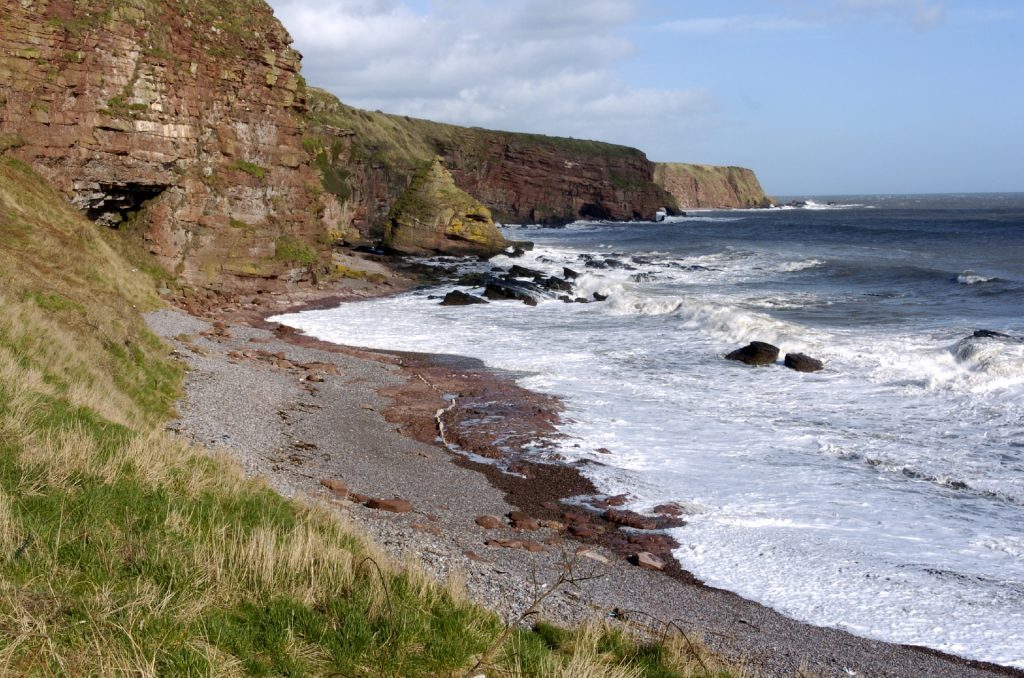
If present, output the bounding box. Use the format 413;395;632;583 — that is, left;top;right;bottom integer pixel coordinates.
305;372;325;382
365;497;413;513
569;525;599;538
508;511;540;530
603;509;658;531
475;515;503;530
653;502;685;516
412;523;441;535
521;540;545;553
577;548;610;564
485;538;522;550
630;551;665;571
319;479;348;496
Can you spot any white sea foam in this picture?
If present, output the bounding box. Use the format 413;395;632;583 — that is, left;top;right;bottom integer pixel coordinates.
957;270;999;284
270;232;1024;668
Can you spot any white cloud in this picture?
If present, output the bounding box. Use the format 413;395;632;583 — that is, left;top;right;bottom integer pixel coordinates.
659;15;813;35
829;0;947;30
266;0;716;150
658;0;947;36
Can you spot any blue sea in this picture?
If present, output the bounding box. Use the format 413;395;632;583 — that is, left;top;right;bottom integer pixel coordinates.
273;194;1024;667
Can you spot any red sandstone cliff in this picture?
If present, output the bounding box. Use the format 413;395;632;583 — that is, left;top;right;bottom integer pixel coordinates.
2;2;770;287
303;89;677;241
0;0;333;288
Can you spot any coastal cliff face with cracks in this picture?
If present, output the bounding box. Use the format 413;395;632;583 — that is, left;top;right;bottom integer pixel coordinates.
653;163;771;209
303;88;678;239
0;0;334;288
384;158;508;257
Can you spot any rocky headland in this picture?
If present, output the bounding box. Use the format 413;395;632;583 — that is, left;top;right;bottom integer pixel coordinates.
654;162;772;209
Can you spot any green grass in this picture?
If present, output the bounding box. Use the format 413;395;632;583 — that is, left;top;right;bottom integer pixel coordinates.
274;235;317;265
0;142;740;677
234;160;268;180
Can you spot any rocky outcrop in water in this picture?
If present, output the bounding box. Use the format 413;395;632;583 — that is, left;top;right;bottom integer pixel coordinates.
654;163;771;209
784;353;824;373
725;342;780;366
383;158;507;256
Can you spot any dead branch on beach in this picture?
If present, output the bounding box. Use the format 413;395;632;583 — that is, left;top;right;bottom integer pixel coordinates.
465;550;603;677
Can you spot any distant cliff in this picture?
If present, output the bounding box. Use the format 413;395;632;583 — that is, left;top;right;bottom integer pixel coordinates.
654;163;771;209
303;89;676;240
0;0;332;288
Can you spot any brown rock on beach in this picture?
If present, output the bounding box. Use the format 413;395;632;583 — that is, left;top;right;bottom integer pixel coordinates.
475;515;503;530
320;478;348;496
508;511;541;531
365;498;413;513
630;551;666;571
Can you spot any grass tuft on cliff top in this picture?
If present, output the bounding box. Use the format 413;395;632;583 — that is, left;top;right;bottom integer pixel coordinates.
0;155;738;675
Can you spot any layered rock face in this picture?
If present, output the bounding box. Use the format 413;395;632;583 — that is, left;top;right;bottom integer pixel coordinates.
653;163;771;209
0;0;331;287
304;89;677;240
384;158;507;257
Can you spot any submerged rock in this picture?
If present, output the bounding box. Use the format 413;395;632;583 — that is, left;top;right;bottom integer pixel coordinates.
483;279;544;306
784;353;824;373
440;290;488;306
506;264;544;279
539;276;573;292
973;329;1013;340
725;341;780;366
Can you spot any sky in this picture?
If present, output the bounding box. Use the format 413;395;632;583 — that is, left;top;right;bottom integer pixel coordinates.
264;0;1024;196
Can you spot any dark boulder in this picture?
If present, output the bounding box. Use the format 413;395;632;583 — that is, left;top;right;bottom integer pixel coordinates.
563;267;580;280
441;290;488;306
484;279;545;306
507;264;545;279
784;353;824;373
540;276;573;292
725;341;780;366
456;272;491;287
973;329;1012;340
593;292;608;302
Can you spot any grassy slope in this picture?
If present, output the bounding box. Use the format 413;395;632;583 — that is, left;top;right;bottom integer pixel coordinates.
304;88;656;228
0;155;737;676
